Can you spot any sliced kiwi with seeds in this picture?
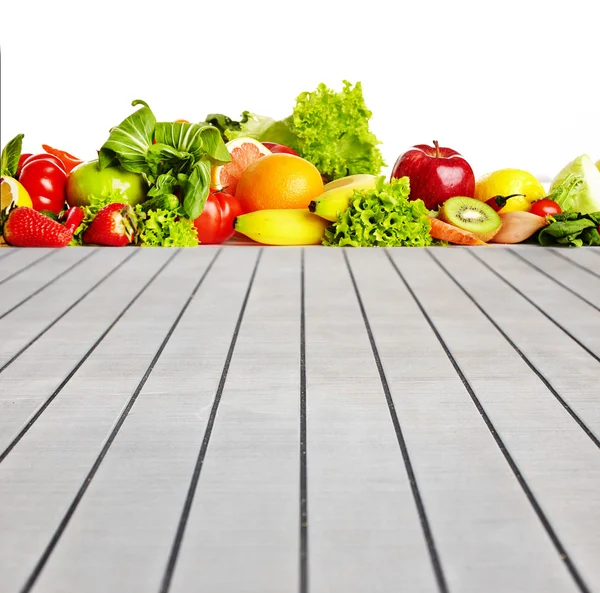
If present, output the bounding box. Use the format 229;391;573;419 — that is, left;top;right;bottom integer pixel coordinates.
438;196;502;242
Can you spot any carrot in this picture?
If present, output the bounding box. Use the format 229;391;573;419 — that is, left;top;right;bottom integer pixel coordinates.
429;216;488;246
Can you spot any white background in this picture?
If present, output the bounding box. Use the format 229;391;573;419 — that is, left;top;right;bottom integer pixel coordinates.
1;0;598;183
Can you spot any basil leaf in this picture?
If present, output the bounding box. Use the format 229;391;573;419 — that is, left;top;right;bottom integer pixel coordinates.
98;100;155;174
1;134;24;177
179;158;211;220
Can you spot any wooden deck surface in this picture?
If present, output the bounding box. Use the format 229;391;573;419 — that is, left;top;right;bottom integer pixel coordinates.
0;245;599;593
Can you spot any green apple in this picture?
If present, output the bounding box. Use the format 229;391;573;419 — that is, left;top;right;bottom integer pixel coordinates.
66;159;148;207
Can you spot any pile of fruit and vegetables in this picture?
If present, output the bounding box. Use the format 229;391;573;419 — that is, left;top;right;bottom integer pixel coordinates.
2;82;599;249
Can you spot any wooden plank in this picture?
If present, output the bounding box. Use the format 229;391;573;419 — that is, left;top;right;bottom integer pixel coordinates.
470;248;600;359
390;246;600;591
0;248;175;456
0;248;133;369
303;248;438;593
167;247;302;593
430;247;600;443
0;248;55;284
509;246;600;311
0;248;218;593
549;247;600;279
349;248;579;593
0;247;96;318
25;247;259;593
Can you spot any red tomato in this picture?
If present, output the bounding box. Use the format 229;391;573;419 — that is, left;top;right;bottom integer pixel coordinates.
16;153;33;178
22;153;66;173
193;191;244;244
530;198;562;217
19;158;68;215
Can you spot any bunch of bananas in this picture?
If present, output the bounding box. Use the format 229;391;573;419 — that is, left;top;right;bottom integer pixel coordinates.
233;174;377;245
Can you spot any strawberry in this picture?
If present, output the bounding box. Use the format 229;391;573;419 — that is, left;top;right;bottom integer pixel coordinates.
3;207;74;247
82;203;137;246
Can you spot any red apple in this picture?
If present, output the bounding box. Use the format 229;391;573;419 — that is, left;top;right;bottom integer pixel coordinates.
390;140;475;210
262;142;299;156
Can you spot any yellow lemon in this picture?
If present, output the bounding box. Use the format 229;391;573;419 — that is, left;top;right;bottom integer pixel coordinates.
475;169;545;204
1;176;32;214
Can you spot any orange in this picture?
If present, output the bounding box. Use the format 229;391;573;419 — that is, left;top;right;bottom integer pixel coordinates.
211;137;271;196
235;154;324;212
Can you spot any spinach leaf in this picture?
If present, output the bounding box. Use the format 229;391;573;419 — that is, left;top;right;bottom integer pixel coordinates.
538;211;600;247
1;134;24;177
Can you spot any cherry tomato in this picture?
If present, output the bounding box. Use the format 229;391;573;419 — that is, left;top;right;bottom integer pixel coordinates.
530;198;562;217
19;157;68;215
22;153;66;173
16;153;33;178
193;191;244;244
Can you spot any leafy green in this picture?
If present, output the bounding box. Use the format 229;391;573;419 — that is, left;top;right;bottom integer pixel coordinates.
134;206;198;247
1;134;24;177
70;190;127;246
548;155;600;214
537;211;600;247
204;80;385;182
323;176;434;247
98;100;231;221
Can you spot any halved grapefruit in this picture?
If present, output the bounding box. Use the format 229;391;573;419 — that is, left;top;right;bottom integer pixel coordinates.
210;137;271;195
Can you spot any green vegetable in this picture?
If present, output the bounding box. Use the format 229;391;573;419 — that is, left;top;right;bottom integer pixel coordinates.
134;206;198;247
204;81;385;182
1;134;24;177
322;176;434;247
537;211;600;247
98;99;231;221
548;155;600;214
70;190;126;246
139;194;180;213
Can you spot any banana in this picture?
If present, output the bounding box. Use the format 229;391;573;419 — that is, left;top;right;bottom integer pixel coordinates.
233;209;329;246
309;177;378;222
323;173;377;192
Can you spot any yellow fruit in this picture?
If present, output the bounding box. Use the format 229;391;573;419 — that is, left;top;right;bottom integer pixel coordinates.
309;176;378;221
233;209;329;245
323;174;377;192
235;153;324;212
1;177;33;214
474;169;545;204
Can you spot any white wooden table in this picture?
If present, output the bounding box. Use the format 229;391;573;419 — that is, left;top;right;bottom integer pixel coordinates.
0;245;599;593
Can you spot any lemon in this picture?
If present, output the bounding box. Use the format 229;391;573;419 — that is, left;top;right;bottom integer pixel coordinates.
474;169;545;204
1;176;33;214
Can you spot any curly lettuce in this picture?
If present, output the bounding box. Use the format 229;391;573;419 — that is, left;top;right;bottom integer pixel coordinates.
323;176;433;247
204;81;385;182
134;206;198;247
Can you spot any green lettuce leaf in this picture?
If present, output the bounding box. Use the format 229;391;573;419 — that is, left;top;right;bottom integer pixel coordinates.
291;81;385;181
548;155;600;214
134;206;198;247
178;159;211;220
323;176;433;247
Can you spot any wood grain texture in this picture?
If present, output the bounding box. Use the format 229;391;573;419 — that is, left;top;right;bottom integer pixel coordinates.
0;245;598;593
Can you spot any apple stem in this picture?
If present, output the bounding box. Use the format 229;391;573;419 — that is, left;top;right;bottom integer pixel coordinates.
433;140;440;158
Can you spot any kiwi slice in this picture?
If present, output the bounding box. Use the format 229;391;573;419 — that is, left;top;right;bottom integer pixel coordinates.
438;196;502;242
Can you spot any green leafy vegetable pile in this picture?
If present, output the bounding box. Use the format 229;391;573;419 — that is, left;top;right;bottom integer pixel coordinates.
70;190;198;247
98;100;231;220
204;81;385;182
537;211;600;247
322;176;434;247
